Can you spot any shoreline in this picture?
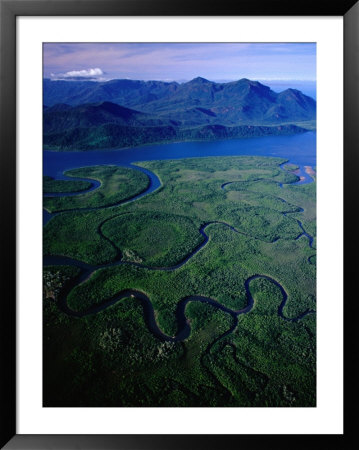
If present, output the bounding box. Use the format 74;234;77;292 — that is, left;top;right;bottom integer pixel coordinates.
43;128;315;153
304;165;316;178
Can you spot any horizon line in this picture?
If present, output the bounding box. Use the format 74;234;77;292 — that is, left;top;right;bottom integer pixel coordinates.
44;76;316;83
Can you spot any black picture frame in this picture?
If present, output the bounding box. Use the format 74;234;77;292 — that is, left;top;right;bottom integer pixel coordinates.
1;0;357;448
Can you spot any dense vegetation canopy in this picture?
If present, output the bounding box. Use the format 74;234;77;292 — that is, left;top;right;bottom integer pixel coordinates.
43;155;316;407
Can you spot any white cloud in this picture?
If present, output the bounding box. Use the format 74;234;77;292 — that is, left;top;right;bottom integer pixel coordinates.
51;67;104;80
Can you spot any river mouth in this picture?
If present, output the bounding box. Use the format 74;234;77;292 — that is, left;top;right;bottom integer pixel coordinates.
43;133;316;340
43;131;316;181
43;133;316;225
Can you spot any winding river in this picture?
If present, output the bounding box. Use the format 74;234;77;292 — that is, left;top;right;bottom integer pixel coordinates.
44;132;316;341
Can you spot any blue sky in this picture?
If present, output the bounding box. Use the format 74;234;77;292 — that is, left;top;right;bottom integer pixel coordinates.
44;43;316;83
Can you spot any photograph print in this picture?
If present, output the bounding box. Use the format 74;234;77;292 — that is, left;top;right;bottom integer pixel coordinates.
43;42;316;407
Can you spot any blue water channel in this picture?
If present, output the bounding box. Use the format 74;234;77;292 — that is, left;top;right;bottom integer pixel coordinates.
44;131;316;184
43;132;316;337
43;131;316;224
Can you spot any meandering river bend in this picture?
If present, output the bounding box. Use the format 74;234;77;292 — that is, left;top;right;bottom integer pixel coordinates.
44;132;316;341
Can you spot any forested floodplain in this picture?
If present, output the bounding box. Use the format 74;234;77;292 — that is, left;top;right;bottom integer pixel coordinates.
43;165;149;212
43;175;93;193
43;155;316;407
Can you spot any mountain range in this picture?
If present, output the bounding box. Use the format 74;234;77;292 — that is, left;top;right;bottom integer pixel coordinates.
43;77;316;151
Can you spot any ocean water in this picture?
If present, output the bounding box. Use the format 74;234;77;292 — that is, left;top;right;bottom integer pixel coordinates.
44;131;316;184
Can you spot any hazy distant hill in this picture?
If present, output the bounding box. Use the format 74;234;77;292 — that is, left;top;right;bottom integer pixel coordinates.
43;77;315;151
44;101;179;134
43;78;180;109
135;77;316;126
